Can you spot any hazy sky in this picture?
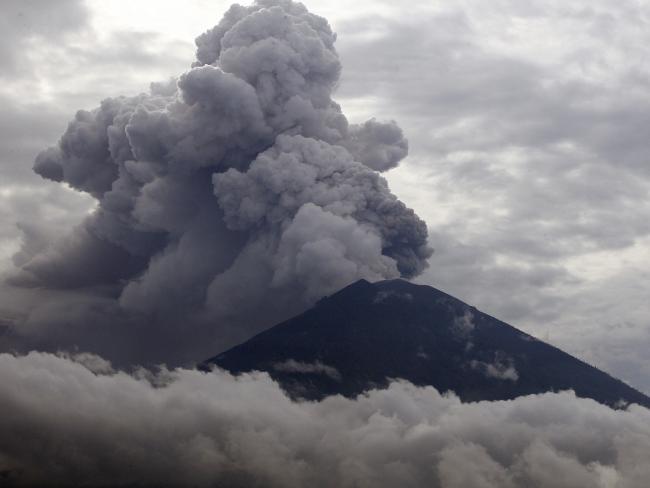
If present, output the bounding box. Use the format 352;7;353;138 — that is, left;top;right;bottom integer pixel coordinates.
1;0;650;393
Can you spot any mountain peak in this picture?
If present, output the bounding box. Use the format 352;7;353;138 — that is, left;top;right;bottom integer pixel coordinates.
203;279;650;409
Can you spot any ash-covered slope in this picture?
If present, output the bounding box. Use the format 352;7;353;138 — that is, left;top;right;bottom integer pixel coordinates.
203;279;650;408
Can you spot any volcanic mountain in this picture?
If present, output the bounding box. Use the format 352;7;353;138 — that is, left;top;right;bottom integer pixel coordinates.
202;279;650;408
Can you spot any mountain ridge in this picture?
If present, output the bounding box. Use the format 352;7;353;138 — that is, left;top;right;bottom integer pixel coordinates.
202;279;650;409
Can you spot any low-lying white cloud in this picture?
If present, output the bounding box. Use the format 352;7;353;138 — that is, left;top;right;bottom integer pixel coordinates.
1;351;649;487
471;356;519;382
272;359;341;381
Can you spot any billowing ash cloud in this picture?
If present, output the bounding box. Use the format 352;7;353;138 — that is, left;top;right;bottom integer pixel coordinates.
1;351;649;488
5;0;430;365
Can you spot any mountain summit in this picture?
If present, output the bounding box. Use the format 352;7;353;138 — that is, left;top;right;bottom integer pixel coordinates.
203;279;650;408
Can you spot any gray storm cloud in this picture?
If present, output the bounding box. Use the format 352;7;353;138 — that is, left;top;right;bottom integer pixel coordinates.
5;0;430;364
1;351;649;488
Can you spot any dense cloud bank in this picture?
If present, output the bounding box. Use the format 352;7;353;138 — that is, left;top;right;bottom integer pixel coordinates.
4;0;430;365
0;351;649;487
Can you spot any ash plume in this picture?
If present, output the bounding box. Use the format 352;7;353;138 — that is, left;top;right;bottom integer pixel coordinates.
4;0;431;365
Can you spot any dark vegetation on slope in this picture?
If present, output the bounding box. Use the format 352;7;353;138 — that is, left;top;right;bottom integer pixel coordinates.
203;279;650;409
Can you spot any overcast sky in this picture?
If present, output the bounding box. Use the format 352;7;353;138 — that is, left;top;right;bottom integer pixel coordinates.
1;0;649;393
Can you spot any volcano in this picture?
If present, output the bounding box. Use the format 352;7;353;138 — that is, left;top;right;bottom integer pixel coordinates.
202;279;650;408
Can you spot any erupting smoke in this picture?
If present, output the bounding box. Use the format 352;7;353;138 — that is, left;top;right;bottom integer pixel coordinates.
6;0;431;365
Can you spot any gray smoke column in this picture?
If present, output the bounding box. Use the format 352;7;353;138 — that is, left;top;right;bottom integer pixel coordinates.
9;0;431;364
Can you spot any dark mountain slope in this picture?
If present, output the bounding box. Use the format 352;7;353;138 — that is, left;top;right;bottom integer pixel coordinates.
202;279;650;408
